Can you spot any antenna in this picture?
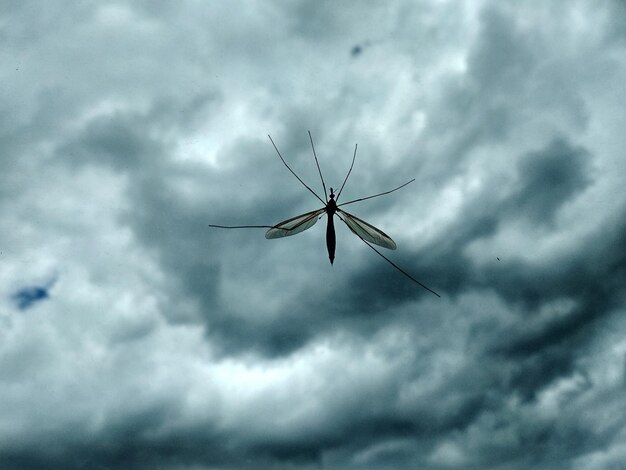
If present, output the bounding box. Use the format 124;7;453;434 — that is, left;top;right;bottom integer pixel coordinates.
336;143;357;202
308;131;327;202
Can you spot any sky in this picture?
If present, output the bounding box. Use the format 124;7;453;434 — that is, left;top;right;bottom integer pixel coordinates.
1;1;626;469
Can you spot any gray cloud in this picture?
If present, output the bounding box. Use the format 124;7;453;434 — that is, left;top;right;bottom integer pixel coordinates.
509;138;592;226
2;1;626;469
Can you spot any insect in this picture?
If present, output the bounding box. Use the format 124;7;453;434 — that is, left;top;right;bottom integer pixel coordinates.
209;132;440;297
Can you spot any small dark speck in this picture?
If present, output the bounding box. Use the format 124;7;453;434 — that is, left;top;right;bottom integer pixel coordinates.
497;257;500;261
350;45;363;57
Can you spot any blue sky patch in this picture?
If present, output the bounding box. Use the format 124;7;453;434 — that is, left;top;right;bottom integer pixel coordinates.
12;280;55;310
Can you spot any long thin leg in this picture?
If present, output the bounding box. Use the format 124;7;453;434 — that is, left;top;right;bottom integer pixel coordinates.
338;179;415;207
210;207;325;234
208;224;275;229
336;214;440;297
308;131;327;201
336;143;357;202
268;135;326;205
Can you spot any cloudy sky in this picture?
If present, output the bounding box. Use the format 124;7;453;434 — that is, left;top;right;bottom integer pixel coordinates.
2;1;626;469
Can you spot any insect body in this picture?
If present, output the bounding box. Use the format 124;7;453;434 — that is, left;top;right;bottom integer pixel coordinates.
326;189;337;264
209;133;440;297
265;186;397;266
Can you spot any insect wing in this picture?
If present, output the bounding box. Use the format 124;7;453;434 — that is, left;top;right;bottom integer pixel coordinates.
338;209;397;250
265;208;325;239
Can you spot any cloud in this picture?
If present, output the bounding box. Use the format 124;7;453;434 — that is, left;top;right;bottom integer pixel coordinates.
1;1;626;469
508;138;592;226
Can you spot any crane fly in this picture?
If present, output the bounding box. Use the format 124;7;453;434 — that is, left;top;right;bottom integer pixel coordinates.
209;132;440;297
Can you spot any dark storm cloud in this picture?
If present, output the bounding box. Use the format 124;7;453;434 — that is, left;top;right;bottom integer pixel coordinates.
54;92;417;359
52;6;626;465
52;96;325;354
339;138;595;314
2;1;626;470
509;138;592;225
60;114;155;170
